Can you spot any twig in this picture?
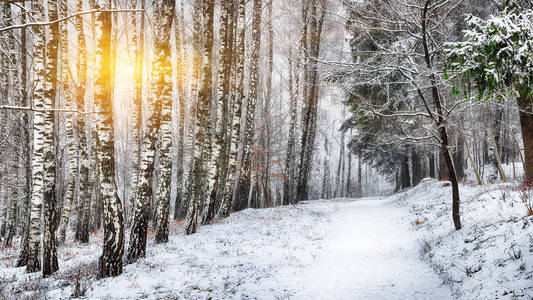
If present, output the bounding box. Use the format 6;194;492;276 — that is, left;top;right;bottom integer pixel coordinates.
0;9;145;33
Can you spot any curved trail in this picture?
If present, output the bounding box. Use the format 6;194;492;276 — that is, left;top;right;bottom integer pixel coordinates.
28;197;455;299
291;198;453;299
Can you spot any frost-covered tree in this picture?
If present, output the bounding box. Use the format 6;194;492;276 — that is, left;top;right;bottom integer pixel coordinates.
127;68;159;262
283;53;298;205
126;0;174;262
338;0;470;230
445;6;533;181
1;1;18;249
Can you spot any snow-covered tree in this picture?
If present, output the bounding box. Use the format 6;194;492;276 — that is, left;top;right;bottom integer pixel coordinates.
445;7;533;181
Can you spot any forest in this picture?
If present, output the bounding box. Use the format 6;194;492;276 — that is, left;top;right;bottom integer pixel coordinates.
0;0;532;299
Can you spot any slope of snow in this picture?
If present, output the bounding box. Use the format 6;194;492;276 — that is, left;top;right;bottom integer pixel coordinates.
1;197;454;299
2;180;529;299
392;178;533;299
1;203;336;299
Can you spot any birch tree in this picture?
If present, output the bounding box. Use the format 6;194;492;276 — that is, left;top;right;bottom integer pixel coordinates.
234;0;262;212
296;0;326;203
2;1;18;249
42;0;60;277
25;0;47;274
74;0;90;244
173;1;186;220
16;2;31;266
57;0;77;245
153;0;175;244
202;0;233;224
129;0;144;226
218;0;246;218
93;0;125;278
127;71;159;262
186;0;215;235
283;53;297;205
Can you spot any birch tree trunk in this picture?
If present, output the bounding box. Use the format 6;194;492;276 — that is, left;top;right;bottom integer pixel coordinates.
186;0;214;235
2;2;18;249
173;1;186;220
42;0;60;277
203;0;232;224
16;2;31;266
4;152;18;248
74;0;90;244
283;54;297;205
234;0;262;212
129;0;144;226
25;0;47;274
94;0;125;278
218;0;246;218
127;81;159;262
154;0;175;244
261;0;274;207
296;0;325;203
180;0;202;220
57;0;77;245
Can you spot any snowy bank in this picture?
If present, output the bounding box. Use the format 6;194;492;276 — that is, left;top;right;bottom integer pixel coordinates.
392;178;533;299
0;203;336;299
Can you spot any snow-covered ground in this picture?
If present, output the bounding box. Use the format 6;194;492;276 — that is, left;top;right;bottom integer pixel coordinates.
1;179;531;299
1;198;451;299
392;178;533;299
291;198;452;300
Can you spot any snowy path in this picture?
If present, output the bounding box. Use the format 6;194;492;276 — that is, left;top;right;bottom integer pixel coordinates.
290;198;453;300
1;197;454;299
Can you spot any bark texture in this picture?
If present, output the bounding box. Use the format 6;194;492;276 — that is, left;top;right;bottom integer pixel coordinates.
26;0;47;274
154;0;175;244
94;0;125;278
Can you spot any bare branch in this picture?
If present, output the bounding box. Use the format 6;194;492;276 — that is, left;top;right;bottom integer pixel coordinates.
0;8;145;33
